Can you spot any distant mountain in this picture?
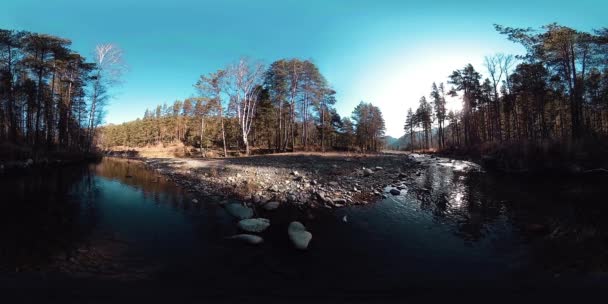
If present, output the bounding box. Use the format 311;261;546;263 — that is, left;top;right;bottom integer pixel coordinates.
385;136;400;146
385;127;440;151
385;135;408;150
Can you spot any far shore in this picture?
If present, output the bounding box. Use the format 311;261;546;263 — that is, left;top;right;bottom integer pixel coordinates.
104;151;462;210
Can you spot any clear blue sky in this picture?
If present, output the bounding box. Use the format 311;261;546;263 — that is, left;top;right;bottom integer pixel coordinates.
2;0;606;137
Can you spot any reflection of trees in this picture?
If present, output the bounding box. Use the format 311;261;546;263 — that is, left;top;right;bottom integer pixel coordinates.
95;158;187;202
0;166;96;270
489;175;608;272
415;165;504;243
417;162;608;272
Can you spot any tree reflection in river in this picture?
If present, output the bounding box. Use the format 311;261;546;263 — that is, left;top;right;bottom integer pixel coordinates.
410;155;608;272
2;155;608;292
0;165;94;271
412;160;506;243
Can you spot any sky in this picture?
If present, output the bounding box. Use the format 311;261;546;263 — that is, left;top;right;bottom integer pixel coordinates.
2;0;607;137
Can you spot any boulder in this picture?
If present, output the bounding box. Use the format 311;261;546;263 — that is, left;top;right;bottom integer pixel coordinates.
227;234;263;245
363;168;374;176
288;221;312;250
225;203;254;219
389;188;401;195
263;201;280;210
333;198;347;205
238;218;270;232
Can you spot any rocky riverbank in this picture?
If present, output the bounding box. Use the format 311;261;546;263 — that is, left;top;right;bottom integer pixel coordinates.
107;152;484;250
128;152;438;210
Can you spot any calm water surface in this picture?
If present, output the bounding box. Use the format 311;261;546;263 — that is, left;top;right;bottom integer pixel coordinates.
1;156;607;298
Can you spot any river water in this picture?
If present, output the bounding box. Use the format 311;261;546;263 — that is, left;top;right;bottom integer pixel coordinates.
1;156;607;299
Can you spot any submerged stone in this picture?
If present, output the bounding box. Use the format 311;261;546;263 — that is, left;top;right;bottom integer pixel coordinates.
263;201;280;210
225;203;254;219
238;218;270;232
227;234;263;245
288;221;312;250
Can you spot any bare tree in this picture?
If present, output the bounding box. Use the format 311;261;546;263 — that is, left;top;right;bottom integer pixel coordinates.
485;53;508;141
224;58;264;155
88;43;126;148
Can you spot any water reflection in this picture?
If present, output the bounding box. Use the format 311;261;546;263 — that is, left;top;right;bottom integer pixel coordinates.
407;157;505;243
0;165;93;271
405;154;608;273
1;155;607;287
0;158;225;272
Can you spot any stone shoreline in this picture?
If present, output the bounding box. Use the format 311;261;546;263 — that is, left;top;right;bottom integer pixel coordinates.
124;152;431;210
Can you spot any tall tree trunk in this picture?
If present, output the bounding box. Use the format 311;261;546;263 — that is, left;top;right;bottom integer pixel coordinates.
321;105;325;152
200;116;204;155
219;106;227;157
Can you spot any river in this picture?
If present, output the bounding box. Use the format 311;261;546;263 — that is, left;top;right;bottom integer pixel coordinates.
1;156;607;300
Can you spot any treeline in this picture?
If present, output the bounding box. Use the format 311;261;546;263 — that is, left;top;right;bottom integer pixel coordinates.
404;24;608;158
100;58;386;155
0;28;124;156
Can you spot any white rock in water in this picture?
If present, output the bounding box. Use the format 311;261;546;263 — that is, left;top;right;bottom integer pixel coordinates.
288;221;312;250
225;203;254;219
227;234;263;245
263;201;280;210
238;218;270;232
192;198;199;203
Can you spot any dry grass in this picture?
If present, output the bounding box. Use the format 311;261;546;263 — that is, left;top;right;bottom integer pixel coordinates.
107;142;188;158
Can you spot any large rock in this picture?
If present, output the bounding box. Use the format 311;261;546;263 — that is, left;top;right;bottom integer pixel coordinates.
363;168;374;176
263;201;280;211
225;203;254;219
227;234;263;245
389;188;401;195
238;218;270;232
288;221;312;250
